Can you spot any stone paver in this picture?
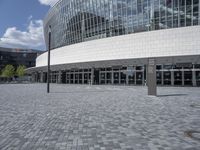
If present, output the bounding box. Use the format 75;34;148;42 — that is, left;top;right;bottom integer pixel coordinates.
0;84;200;150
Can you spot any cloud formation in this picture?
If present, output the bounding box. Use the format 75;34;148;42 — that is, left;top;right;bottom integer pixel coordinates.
38;0;59;6
0;19;45;50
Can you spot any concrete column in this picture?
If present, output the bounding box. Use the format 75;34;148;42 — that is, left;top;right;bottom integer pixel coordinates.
34;73;37;82
192;65;197;86
35;72;38;82
134;71;136;85
106;71;108;84
192;70;197;87
199;0;200;25
119;71;121;84
182;69;184;86
111;69;114;84
146;66;148;86
40;72;44;83
41;72;44;83
161;65;164;86
55;72;57;83
126;68;129;85
66;72;69;84
91;68;94;85
58;70;62;84
54;72;55;83
147;58;157;96
99;71;101;84
73;72;75;84
77;72;80;84
82;70;84;84
65;73;67;83
42;72;44;82
171;70;174;86
88;72;90;84
142;67;145;86
69;73;71;84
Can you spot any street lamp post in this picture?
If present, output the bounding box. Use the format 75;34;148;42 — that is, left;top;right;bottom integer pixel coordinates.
47;25;51;93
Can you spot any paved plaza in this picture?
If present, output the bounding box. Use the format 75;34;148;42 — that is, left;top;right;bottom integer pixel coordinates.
0;84;200;150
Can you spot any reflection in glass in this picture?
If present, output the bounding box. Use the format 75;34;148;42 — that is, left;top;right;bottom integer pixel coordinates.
163;71;171;85
44;0;200;50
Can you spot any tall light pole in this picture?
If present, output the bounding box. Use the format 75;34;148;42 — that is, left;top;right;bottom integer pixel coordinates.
47;25;51;93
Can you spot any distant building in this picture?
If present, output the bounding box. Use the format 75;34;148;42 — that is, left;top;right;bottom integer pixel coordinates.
0;47;43;72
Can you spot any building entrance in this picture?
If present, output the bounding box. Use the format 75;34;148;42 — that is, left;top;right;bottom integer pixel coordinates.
61;72;66;83
174;71;182;85
35;63;200;87
113;72;120;84
163;71;171;85
94;69;99;84
184;71;192;86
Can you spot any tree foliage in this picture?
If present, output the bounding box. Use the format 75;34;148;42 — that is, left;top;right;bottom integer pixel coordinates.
1;65;15;78
16;65;26;77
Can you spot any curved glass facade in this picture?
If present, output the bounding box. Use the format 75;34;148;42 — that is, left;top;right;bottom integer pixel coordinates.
44;0;200;50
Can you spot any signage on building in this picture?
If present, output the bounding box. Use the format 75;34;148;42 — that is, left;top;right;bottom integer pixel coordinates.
176;63;192;68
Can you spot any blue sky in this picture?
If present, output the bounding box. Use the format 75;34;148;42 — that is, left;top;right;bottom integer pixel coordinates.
0;0;58;50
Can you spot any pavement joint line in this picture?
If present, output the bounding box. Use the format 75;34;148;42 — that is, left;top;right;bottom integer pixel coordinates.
0;84;200;149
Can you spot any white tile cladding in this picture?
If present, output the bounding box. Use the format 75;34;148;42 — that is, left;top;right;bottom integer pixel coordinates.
36;26;200;67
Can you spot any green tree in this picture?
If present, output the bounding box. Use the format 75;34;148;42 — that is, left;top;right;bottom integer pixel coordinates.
16;65;26;77
1;65;15;78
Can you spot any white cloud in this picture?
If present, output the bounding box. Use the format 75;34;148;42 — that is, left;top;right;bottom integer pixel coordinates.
0;19;45;50
38;0;59;6
28;15;33;21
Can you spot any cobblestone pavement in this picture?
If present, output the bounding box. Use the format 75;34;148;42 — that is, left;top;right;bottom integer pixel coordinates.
0;84;200;150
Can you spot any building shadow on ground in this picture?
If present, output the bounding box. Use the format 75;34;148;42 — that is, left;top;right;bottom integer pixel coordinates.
50;90;117;94
157;94;188;97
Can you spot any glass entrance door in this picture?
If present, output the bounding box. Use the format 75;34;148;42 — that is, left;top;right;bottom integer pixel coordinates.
156;71;162;85
136;72;142;85
113;72;119;84
120;72;126;84
79;73;82;84
84;73;88;84
174;71;182;85
94;70;100;84
75;73;78;84
106;72;112;84
70;73;74;84
128;74;135;84
66;73;70;83
61;72;66;83
184;71;192;86
163;71;171;85
100;72;105;84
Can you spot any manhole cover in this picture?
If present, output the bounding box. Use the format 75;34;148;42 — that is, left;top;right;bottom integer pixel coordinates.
184;130;200;141
190;104;200;108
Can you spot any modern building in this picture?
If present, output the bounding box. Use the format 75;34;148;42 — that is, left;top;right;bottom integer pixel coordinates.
0;47;42;72
27;0;200;86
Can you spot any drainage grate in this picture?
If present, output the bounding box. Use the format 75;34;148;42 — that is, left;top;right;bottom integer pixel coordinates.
190;104;200;108
184;130;200;141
